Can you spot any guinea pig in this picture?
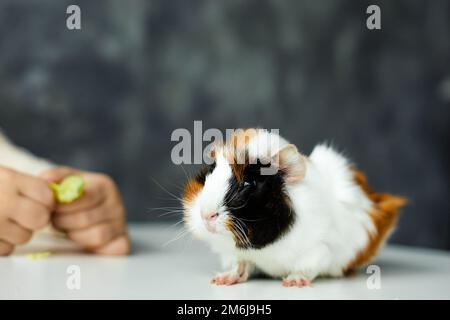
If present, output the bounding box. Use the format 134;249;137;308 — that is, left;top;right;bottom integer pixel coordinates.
182;128;406;287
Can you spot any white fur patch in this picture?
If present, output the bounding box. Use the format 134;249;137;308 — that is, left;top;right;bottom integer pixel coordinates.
185;152;234;241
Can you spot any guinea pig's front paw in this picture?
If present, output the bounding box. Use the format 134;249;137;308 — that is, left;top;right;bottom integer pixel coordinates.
211;261;252;286
282;274;312;288
211;270;249;286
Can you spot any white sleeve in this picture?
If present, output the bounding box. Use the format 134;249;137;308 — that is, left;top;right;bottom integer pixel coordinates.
0;130;54;176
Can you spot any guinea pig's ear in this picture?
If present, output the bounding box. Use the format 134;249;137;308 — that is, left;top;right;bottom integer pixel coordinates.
272;144;307;184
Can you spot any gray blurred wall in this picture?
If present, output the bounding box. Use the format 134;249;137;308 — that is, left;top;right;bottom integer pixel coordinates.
0;0;449;249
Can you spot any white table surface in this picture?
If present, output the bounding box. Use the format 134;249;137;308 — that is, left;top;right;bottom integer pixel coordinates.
1;223;449;300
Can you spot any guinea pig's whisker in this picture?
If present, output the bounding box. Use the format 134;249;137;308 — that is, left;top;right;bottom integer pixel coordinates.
239;229;252;248
227;218;241;239
235;216;268;223
163;228;190;247
155;197;184;202
227;190;240;203
235;219;252;248
148;206;183;212
224;190;238;204
151;178;184;202
146;206;184;218
231;217;252;248
150;207;183;211
156;209;184;213
160;219;186;233
157;210;184;218
235;231;246;248
179;164;192;181
227;200;249;211
169;183;185;192
168;219;185;228
231;224;246;247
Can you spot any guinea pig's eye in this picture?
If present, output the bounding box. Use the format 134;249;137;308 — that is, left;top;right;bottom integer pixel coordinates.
243;179;256;188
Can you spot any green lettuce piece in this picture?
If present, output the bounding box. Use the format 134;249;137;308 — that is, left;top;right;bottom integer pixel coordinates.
50;176;85;204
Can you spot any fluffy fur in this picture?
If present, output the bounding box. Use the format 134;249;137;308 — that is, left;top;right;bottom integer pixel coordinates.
183;129;406;287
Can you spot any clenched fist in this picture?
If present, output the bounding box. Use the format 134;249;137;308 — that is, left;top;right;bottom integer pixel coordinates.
40;167;130;256
0;166;54;256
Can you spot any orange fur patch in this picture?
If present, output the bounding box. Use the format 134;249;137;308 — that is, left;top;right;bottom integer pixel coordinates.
225;215;254;248
344;170;407;274
224;219;241;245
230;128;257;150
225;129;257;182
183;179;203;204
230;161;248;183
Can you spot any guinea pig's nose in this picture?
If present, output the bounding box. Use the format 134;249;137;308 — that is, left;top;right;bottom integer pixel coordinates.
202;211;218;221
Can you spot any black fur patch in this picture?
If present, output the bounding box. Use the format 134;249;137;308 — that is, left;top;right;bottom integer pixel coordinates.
224;160;295;249
195;162;216;185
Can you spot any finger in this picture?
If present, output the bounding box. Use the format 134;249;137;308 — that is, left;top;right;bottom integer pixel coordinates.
10;197;51;230
0;240;14;256
13;171;55;210
67;220;125;249
0;220;32;245
40;167;100;213
52;206;118;231
91;234;130;256
0;167;17;193
0;190;16;216
53;174;106;214
39;166;80;183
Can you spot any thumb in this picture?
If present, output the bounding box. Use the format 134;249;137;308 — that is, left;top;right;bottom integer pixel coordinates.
92;235;131;256
39;166;81;183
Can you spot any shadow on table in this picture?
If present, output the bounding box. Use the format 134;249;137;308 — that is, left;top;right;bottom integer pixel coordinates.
129;238;160;256
359;257;436;276
15;231;160;257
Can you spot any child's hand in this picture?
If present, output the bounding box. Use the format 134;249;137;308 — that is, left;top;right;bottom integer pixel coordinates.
0;166;54;256
40;167;130;256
